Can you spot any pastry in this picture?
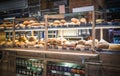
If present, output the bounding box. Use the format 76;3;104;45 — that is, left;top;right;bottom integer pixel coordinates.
96;39;109;49
109;44;120;50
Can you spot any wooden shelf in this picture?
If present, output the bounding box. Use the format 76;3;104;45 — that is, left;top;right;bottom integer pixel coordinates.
0;48;98;57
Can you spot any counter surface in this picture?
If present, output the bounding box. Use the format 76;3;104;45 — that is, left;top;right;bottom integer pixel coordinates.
0;48;98;57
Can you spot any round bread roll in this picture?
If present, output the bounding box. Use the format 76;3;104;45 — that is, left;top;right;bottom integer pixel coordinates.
80;18;87;23
23;21;29;25
71;18;79;23
109;44;120;50
60;19;66;23
54;20;60;24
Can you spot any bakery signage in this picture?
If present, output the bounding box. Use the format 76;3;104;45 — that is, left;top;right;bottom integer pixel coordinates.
44;14;64;19
72;6;94;13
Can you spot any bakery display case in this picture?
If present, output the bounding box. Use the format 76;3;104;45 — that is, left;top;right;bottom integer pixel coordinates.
0;9;120;76
1;13;120;52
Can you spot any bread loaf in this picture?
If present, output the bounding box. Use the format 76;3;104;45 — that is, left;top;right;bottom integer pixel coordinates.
96;39;109;49
109;44;120;50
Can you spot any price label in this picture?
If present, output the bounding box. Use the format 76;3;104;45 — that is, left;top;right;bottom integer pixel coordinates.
59;5;65;14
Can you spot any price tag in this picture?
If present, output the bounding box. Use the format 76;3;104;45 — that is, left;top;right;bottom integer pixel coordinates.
59;5;65;14
52;70;57;73
64;72;71;75
74;74;81;76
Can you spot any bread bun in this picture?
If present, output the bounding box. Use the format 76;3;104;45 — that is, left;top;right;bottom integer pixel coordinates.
71;18;79;23
54;20;60;24
23;21;29;25
60;19;66;23
80;18;87;23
